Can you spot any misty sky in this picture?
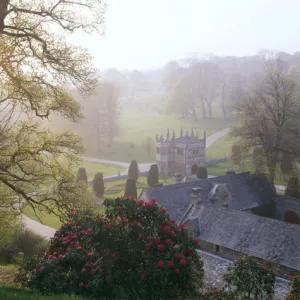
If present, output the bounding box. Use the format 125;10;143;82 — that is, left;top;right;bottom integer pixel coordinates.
70;0;300;70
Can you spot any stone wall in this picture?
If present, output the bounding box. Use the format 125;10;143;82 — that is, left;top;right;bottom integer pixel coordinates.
199;240;296;280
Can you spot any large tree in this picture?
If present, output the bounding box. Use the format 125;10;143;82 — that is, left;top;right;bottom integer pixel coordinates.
230;62;300;185
0;0;106;220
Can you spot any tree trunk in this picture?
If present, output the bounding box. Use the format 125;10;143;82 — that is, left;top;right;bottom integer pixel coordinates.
0;0;9;33
222;85;227;120
207;103;213;119
200;100;207;119
191;106;198;122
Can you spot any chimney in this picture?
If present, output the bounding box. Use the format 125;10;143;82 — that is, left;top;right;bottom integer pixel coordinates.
172;173;183;184
191;187;202;207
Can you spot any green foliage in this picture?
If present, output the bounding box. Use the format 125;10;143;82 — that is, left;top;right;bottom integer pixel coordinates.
0;226;48;265
285;177;300;199
191;165;198;175
147;164;159;187
28;199;204;299
288;275;300;299
252;146;265;173
92;173;104;197
76;168;88;184
223;255;275;299
124;178;137;198
226;170;236;175
231;144;242;166
128;160;139;180
197;166;208;179
280;153;294;174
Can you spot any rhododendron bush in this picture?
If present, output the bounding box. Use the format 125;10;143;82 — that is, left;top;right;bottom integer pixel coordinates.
287;275;300;300
28;197;204;299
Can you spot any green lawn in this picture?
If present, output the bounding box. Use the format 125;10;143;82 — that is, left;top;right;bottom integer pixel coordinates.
22;176;174;230
206;134;237;160
86;108;236;163
73;161;125;179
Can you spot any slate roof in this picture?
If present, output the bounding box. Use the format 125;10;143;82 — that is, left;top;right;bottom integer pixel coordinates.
186;203;300;271
139;172;276;223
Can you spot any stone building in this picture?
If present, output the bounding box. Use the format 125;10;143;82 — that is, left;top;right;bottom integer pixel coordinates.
139;171;300;297
156;129;206;176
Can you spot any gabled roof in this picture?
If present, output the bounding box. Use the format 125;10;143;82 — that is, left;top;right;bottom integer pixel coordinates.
185;203;300;271
139;172;275;223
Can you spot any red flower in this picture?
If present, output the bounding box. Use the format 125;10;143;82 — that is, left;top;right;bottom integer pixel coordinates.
146;242;154;249
165;239;173;246
179;224;186;229
151;199;157;204
180;259;187;266
119;205;125;211
82;268;87;272
113;252;119;258
163;226;170;233
120;217;128;224
293;276;297;281
158;244;165;251
40;266;45;271
131;220;141;227
138;200;145;205
168;261;175;268
176;253;185;260
145;202;154;208
90;269;95;275
77;246;82;251
170;230;176;237
186;248;194;256
58;254;64;259
33;269;37;273
67;247;71;252
174;268;180;274
87;252;93;256
140;273;147;280
157;261;164;268
160;207;167;214
130;196;136;200
86;228;92;234
193;238;199;244
75;274;79;279
79;282;85;287
53;252;57;256
171;219;176;224
104;223;110;230
71;211;77;215
154;238;161;245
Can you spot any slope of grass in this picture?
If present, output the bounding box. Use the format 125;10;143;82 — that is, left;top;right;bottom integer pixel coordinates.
206;135;237;160
22;176;174;230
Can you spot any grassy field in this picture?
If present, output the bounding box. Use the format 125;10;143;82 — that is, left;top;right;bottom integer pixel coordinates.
73;161;125;179
22;176;174;230
86;108;236;163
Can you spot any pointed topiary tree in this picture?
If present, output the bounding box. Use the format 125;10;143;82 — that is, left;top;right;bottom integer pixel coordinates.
128;160;139;180
197;166;208;179
231;144;242;166
124;178;137;198
76;167;87;184
93;172;104;197
147;164;159;187
285;177;300;199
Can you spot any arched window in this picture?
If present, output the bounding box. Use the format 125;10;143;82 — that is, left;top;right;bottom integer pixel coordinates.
284;210;300;225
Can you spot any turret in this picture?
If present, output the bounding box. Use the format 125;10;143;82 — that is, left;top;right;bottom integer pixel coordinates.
167;128;170;138
196;131;199;139
191;128;195;138
180;128;183;137
172;130;175;139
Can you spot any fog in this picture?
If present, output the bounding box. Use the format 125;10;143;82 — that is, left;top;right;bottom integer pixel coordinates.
69;0;300;70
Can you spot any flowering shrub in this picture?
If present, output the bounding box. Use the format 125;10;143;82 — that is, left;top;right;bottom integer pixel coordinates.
28;197;204;299
287;275;300;300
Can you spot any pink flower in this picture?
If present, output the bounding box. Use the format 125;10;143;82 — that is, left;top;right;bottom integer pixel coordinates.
131;220;141;227
160;207;167;214
90;269;95;275
85;284;88;289
33;269;37;273
87;252;93;256
146;242;154;249
170;219;176;224
138;200;145;205
120;217;128;224
176;253;184;260
130;196;136;200
179;224;186;229
145;202;154;208
151;199;157;204
140;273;147;280
193;238;199;244
79;282;85;287
71;211;77;215
104;223;110;230
67;247;71;252
58;254;64;259
77;246;82;251
154;238;161;245
158;244;165;251
174;268;180;274
165;239;173;246
180;259;187;266
82;268;87;272
168;261;174;268
157;261;164;268
53;252;57;256
40;266;45;271
170;230;176;237
119;205;125;211
163;226;171;233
